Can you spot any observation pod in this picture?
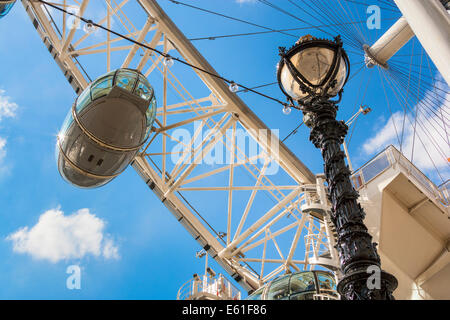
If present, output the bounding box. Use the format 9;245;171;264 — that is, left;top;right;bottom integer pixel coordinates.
246;271;339;300
0;0;16;19
56;69;157;188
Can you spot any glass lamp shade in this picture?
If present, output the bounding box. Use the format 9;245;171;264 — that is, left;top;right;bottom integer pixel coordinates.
279;43;348;102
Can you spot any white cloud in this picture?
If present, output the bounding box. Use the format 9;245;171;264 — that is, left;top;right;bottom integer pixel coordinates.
363;112;404;155
0;133;9;177
0;89;18;122
7;208;119;263
0;137;6;163
236;0;256;4
0;89;18;174
362;77;449;177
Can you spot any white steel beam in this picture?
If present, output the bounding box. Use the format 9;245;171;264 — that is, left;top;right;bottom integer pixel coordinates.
21;0;336;293
220;187;302;258
393;0;450;84
364;17;414;69
61;0;90;55
138;0;315;185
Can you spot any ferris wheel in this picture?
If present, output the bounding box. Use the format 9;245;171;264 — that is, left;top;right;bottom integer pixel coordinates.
1;0;449;296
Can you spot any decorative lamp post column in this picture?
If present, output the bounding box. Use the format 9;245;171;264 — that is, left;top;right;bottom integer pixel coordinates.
277;35;397;300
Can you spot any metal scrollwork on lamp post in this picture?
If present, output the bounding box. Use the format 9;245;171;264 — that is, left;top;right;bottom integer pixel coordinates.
277;35;398;300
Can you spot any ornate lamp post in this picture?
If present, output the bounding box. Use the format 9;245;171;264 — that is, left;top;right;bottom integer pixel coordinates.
277;35;398;300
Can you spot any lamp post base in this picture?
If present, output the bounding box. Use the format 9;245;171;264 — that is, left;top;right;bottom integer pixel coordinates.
303;98;398;300
337;269;398;300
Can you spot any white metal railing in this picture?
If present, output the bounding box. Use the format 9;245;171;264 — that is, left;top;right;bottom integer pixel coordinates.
439;180;450;204
351;145;449;207
313;293;340;300
314;288;340;300
177;274;242;300
304;232;333;266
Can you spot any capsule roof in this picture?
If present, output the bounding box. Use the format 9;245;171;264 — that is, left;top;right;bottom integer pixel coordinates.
246;270;338;300
75;68;157;139
79;68;155;103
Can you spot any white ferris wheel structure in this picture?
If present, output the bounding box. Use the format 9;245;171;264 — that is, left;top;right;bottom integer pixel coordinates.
7;0;450;298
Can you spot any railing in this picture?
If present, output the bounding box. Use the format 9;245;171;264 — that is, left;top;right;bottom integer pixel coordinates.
177;274;242;300
350;145;449;207
313;289;340;300
304;233;330;260
439;180;450;205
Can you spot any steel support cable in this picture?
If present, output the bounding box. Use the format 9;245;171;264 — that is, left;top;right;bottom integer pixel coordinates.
389;71;450;132
411;49;425;163
387;66;450;111
145;156;224;243
346;61;366;127
296;0;364;50
306;0;361;43
390;90;450;135
42;3;93;82
376;0;395;8
336;0;368;45
346;63;366;87
345;68;367;146
390;70;450;112
347;62;367;128
188;19;381;42
388;69;450;151
389;59;439;71
378;0;398;9
389;67;450;127
391;65;450;102
291;0;363;50
389;61;450;88
342;0;400;13
257;0;362;51
170;0;390;48
378;68;402;148
38;0;289;108
344;0;377;45
347;70;373;147
425;53;450;146
235;82;277;94
345;62;372;146
386;67;449;152
39;0;318;234
384;71;450;172
342;61;366;146
389;65;450;113
346;49;366;56
281;121;304;143
316;0;366;46
382;72;448;184
389;59;447;80
146;156;261;277
168;0;299;39
394;53;429;57
152;95;301;262
400;39;415;153
177;191;259;277
346;113;360;148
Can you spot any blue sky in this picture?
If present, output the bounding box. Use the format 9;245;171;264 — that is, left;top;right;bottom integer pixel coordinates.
0;0;448;299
